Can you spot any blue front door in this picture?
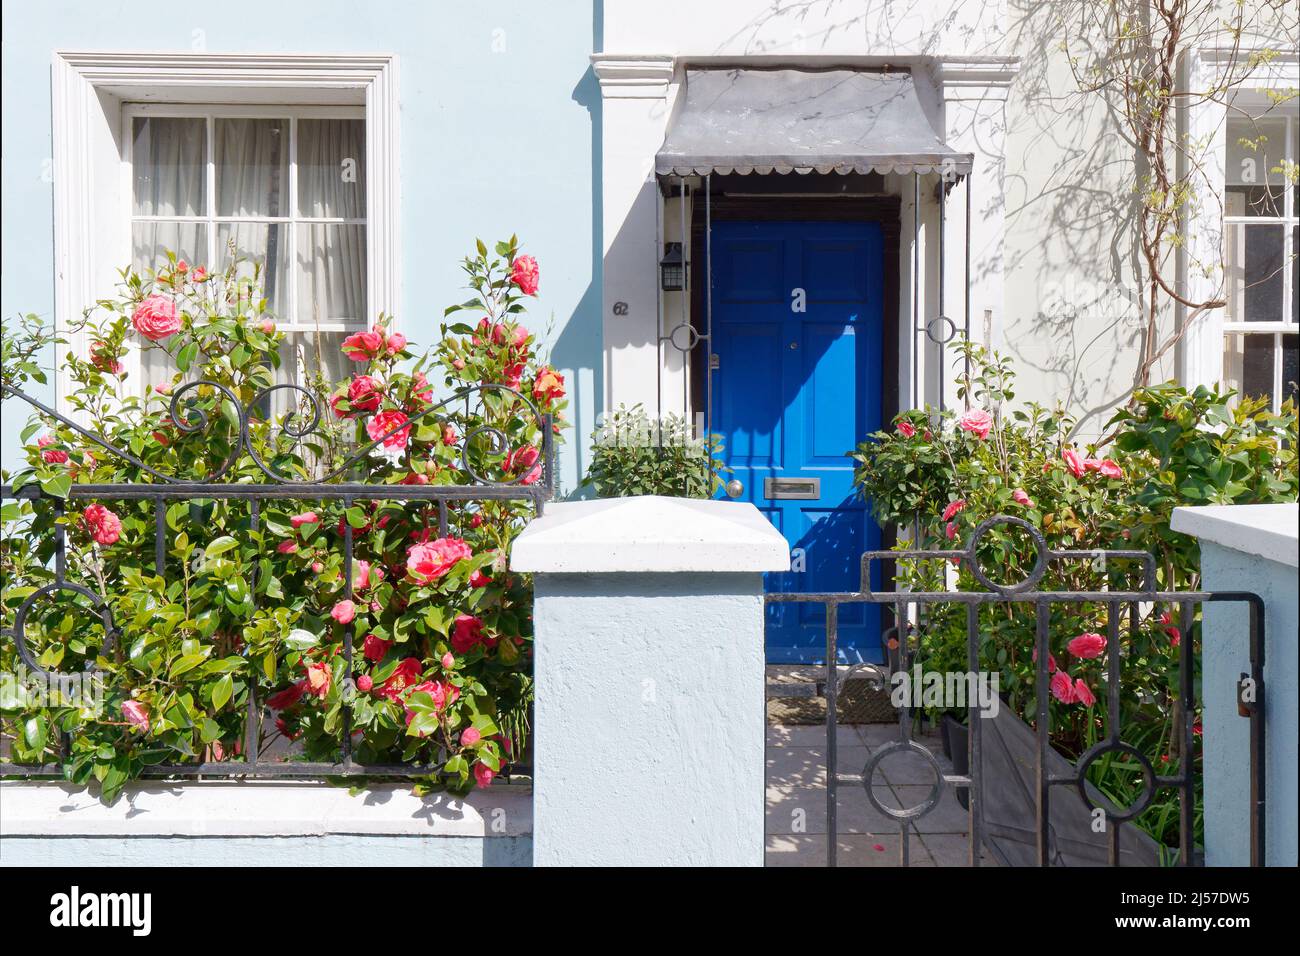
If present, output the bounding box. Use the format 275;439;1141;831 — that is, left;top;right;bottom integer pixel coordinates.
712;220;883;664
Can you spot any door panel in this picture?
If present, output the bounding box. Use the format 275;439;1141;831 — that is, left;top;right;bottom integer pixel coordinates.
712;220;883;663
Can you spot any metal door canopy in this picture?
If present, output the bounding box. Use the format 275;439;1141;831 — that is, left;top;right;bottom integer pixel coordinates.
655;68;974;178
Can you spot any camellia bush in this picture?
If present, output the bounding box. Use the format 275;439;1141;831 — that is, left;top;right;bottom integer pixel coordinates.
851;341;1297;850
1;237;565;800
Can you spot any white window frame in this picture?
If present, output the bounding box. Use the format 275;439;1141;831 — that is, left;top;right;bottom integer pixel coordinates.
1221;108;1297;411
1179;48;1298;402
51;52;399;409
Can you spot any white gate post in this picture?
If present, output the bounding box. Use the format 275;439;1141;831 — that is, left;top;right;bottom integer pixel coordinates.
511;495;789;866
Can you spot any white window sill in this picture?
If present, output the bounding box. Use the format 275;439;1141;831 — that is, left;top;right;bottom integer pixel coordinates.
0;780;531;839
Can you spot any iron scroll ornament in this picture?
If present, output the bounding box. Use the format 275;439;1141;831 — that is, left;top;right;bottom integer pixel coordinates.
0;379;552;488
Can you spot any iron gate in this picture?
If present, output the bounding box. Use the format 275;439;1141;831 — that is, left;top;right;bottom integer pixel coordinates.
0;379;551;781
765;516;1266;867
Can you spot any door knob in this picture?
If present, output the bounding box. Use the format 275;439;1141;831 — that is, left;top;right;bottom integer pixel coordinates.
725;479;744;498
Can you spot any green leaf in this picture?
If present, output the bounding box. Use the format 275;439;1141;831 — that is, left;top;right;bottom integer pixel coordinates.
211;673;233;710
40;473;72;499
204;535;238;558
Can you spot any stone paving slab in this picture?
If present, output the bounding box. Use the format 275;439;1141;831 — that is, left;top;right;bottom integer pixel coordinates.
765;716;975;866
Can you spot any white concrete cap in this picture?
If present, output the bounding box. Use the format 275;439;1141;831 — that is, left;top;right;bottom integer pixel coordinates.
1172;503;1299;568
510;495;791;573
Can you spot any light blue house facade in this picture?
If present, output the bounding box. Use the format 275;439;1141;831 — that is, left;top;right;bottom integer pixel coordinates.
0;0;602;491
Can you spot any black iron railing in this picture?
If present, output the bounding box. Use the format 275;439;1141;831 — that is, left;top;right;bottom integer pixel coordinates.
766;516;1266;867
0;379;552;780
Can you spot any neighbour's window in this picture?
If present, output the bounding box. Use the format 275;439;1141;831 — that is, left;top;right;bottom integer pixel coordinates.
127;106;367;409
1222;113;1298;412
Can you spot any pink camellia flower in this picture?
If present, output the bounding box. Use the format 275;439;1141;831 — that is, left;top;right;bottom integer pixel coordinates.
452;357;467;371
276;539;298;554
1012;488;1034;507
504;444;542;485
502;361;526;390
176;260;189;274
533;366;565;405
341;326;385;361
356;674;374;692
122;699;150;732
1049;670;1076;704
451;613;487;654
1073;679;1096;707
510;254;540;295
1067;632;1106;659
1082;457;1102;472
131;294;181;341
259;319;276;335
406;536;473;585
290;511;319;529
1097;458;1124;479
311;561;324;574
366;409;411;452
354;559;374;590
37;434;69;465
304;660;331;699
945;521;959;541
469;568;492;589
473;761;496;789
941;499;965;522
386;331;407;355
957;408;994;439
266;681;306;710
1032;646;1058;673
410;371;434;405
403;680;460;729
83;504;122;545
331;600;357;625
1062;448;1087;478
441;652;456;669
401;471;430;486
348;375;383;412
192;266;207;282
375;658;424;701
461;727;482;747
362;632;392;663
897;421;916;438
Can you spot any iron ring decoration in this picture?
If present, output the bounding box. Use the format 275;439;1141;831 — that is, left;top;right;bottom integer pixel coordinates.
965;514;1050;596
667;322;700;353
862;739;946;821
1071;740;1157;823
925;315;957;345
11;582;118;680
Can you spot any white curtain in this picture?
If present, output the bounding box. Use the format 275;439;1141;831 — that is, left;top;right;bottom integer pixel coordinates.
131;116;366;412
296;119;366;323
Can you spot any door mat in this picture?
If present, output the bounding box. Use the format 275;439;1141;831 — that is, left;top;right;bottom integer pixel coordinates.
766;677;898;725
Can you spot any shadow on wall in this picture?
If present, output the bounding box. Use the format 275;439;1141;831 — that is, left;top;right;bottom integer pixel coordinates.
549;0;603;500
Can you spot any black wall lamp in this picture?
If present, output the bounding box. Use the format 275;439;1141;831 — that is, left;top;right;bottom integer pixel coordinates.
659;242;686;292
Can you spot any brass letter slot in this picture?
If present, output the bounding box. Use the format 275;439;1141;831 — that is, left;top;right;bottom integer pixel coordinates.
764;477;820;500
